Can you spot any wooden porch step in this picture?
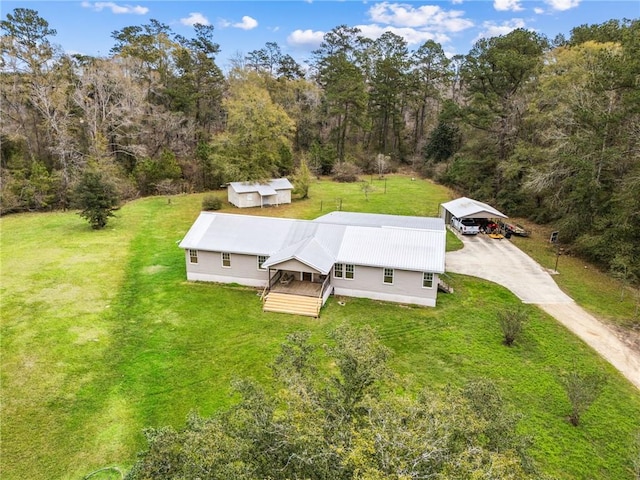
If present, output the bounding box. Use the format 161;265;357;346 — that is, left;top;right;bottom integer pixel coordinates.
263;292;322;317
438;279;453;293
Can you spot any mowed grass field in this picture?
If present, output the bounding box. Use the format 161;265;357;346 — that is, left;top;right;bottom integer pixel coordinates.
1;176;639;479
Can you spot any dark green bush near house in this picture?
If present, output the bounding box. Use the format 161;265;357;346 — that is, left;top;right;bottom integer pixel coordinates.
202;195;222;211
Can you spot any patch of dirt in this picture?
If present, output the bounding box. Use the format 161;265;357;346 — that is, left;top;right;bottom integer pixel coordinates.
612;323;640;353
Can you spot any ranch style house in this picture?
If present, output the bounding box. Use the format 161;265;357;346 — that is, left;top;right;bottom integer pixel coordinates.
179;211;446;317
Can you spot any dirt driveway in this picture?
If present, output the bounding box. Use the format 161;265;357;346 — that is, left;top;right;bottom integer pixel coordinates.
446;231;640;390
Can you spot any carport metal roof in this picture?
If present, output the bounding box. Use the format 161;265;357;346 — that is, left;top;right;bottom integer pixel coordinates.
440;197;507;219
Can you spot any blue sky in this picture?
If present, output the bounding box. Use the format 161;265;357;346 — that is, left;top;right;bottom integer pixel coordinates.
3;1;638;69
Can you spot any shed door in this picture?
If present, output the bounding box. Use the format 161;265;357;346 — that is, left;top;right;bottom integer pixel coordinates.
302;272;312;282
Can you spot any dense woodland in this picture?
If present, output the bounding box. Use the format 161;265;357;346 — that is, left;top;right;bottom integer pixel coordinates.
1;9;639;280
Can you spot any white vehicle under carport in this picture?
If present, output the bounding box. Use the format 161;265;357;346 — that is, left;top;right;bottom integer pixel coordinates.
451;217;480;235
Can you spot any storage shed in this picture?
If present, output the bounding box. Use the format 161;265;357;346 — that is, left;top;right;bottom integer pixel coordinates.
227;178;293;208
439;197;507;225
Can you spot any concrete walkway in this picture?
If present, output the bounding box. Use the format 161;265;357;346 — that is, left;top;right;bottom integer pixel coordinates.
446;231;640;390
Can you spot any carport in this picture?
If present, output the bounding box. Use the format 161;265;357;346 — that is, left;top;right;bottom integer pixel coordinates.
439;197;507;226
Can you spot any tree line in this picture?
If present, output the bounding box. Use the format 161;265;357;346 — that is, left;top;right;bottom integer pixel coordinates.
1;9;638;280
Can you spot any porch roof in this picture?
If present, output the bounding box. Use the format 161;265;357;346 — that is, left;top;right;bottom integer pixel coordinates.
262;237;335;274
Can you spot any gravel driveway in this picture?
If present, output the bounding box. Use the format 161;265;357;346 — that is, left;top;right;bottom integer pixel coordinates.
446;231;640;390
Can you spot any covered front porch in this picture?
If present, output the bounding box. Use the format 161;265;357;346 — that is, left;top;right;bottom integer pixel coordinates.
262;269;333;317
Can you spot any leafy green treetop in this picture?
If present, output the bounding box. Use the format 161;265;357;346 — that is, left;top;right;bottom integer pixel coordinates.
126;326;538;479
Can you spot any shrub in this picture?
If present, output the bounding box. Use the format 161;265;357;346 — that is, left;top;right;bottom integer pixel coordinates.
332;163;361;183
202;195;222;211
560;369;606;426
498;307;528;346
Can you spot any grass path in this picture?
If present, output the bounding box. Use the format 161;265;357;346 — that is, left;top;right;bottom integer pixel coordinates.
2;176;640;479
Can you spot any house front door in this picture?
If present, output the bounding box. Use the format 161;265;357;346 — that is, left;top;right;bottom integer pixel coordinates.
302;272;312;282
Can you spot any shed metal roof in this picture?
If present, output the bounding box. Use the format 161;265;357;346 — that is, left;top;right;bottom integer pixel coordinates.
180;212;446;274
440;197;507;219
228;178;293;195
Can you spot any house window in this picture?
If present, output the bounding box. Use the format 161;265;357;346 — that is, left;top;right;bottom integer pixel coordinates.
335;263;355;279
423;272;434;288
334;263;343;278
383;268;394;284
345;264;355;279
257;255;268;270
189;249;198;264
222;252;231;268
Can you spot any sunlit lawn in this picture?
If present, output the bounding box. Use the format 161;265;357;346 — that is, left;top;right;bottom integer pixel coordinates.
1;176;638;479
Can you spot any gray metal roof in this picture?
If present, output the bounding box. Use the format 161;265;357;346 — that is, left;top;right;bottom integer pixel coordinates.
440;197;507;219
179;213;296;254
228;178;293;195
180;212;446;274
315;211;445;231
337;226;445;273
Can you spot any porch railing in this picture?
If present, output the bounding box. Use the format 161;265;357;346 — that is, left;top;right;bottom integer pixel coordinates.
261;270;283;301
319;274;331;300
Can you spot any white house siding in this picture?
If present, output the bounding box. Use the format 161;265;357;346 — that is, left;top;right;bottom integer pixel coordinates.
239;192;257;208
227;188;239;207
276;189;291;205
261;195;277;207
272;259;321;275
227;188;259;208
332;265;437;307
185;250;268;287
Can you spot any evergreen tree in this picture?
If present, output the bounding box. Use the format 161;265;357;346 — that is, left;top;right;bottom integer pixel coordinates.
293;157;313;199
73;171;119;229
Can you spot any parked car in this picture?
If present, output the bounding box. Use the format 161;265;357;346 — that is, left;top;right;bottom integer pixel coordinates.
451;217;480;235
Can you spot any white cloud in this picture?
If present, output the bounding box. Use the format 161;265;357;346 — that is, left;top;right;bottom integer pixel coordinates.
81;1;148;15
356;24;450;46
180;12;210;27
534;7;545;14
233;16;258;30
451;0;464;4
493;0;524;12
287;29;325;49
544;0;580;10
474;18;526;42
367;2;473;32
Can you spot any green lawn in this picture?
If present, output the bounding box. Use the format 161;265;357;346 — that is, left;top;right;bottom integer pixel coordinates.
1;176;639;479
